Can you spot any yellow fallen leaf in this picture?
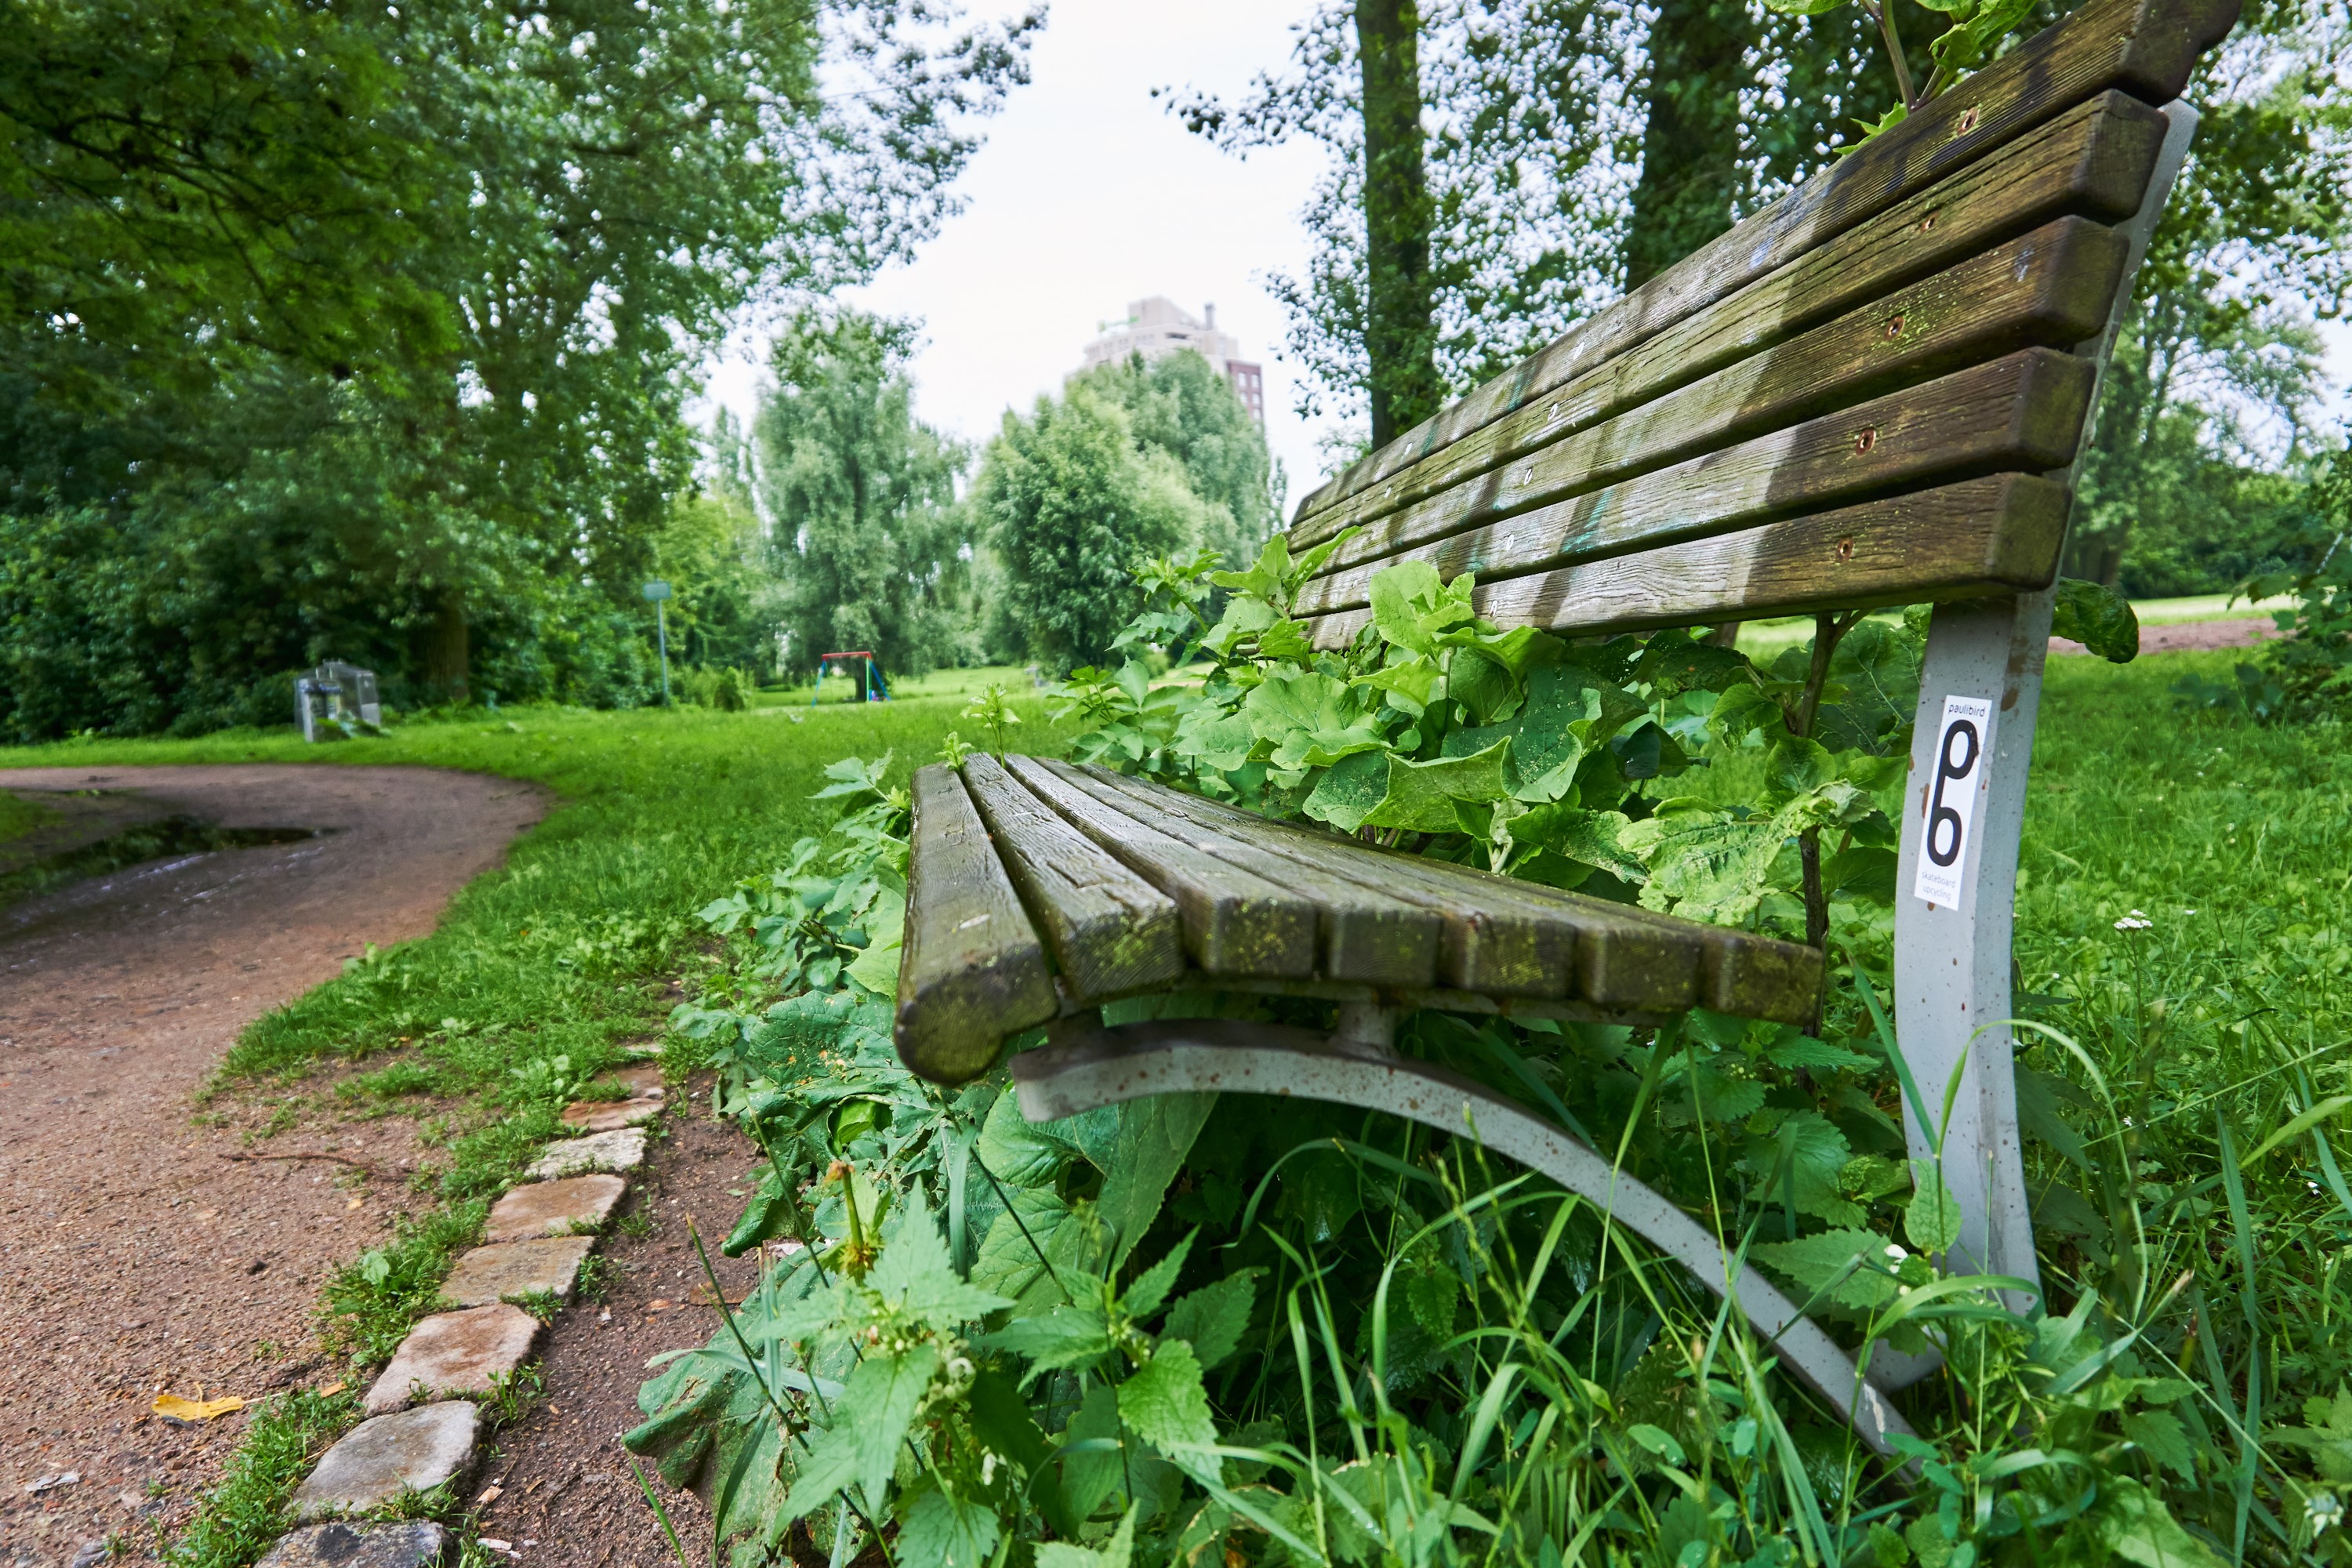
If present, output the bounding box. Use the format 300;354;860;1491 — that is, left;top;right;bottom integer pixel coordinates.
154;1392;245;1421
317;1381;347;1397
346;1196;363;1210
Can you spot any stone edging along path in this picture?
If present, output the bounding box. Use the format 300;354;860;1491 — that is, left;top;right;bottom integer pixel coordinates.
248;1064;666;1568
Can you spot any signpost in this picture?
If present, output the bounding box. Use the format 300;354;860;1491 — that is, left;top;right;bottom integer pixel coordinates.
641;580;673;705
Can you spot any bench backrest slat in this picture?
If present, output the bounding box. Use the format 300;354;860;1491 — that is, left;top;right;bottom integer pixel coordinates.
1289;0;2238;546
1291;92;2162;556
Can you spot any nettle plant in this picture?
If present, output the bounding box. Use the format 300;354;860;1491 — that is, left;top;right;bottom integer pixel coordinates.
1058;535;1922;957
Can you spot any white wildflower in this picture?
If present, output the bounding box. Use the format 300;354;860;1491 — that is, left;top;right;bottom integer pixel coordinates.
2115;916;2152;931
2310;1491;2344;1535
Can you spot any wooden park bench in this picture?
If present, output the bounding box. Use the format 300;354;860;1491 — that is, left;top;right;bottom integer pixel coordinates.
892;0;2238;1455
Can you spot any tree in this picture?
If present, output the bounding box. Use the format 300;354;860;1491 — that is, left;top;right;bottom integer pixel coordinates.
1620;0;1751;288
755;310;971;680
1169;0;1643;439
1070;350;1283;568
2067;0;2351;584
973;386;1218;671
0;0;1039;736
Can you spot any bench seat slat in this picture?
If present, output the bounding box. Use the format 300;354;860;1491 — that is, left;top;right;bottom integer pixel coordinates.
1038;758;1445;985
896;765;1061;1084
1289;0;2237;540
1308;472;2071;645
1083;766;1723;1014
1296;348;2093;617
959;753;1185;1004
1294;93;2163;553
1003;754;1319;978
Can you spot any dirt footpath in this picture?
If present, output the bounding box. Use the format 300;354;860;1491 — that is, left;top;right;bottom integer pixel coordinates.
0;766;548;1568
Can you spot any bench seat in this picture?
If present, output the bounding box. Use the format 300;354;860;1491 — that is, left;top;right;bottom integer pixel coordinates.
895;753;1825;1085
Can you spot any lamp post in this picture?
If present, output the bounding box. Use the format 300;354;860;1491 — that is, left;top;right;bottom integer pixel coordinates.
641;580;673;704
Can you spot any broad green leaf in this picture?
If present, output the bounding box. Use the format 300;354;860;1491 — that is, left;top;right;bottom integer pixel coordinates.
2053;574;2151;663
1163;1269;1259;1370
1120;1229;1198;1319
2094;1477;2231;1568
1118;1339;1220;1483
1355;654;1443;715
1766;1036;1875;1073
895;1476;1004;1568
1171;706;1258;772
1363;739;1515;830
784;1342;940;1519
1446;646;1523;725
1738;1109;1856;1222
989;1301;1116;1379
1502;803;1642;881
1705;681;1785;750
1748;1228;1901;1309
1096;1092;1218;1271
978;1085;1077;1189
1368;560;1444;654
1245;670;1385;769
1902;1167;1967;1253
1765;735;1838;796
2119;1409;2196;1479
1303;750;1392;832
1056;1382;1125;1526
868;1194;1011;1330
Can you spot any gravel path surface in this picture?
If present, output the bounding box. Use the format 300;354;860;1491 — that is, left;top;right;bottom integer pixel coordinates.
0;766;548;1568
2052;615;2280;656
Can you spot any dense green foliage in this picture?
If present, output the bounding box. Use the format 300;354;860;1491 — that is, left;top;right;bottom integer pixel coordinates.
0;0;1036;738
628;544;2350;1565
1072;350;1286;569
752;310;982;680
972;387;1226;673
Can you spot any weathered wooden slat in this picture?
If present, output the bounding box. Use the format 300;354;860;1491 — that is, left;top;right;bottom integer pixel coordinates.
1504;881;1824;1024
1003;754;1319;978
960;753;1185;1003
1040;758;1444;986
1295;348;2094;617
895;765;1061;1084
1308;473;2071;645
1290;0;2238;537
1084;766;1708;1011
1077;766;1569;996
1294;95;2162;554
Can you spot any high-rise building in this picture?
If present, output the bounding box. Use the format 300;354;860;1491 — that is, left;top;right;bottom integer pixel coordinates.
1075;297;1265;424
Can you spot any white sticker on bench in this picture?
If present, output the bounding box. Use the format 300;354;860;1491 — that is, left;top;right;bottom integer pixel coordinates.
1913;694;1995;909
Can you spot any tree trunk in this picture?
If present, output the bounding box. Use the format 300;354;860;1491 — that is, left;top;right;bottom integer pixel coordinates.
423;588;470;704
1356;0;1440;448
1622;0;1751;290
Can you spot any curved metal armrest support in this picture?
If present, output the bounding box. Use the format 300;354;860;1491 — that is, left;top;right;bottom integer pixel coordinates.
1011;1018;1919;1457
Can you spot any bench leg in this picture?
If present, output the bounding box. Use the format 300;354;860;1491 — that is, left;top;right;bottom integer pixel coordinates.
1011;1018;1916;1457
1885;100;2200;1325
1893;593;2049;1308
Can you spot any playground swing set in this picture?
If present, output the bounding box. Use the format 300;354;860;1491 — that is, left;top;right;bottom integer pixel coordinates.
811;650;889;706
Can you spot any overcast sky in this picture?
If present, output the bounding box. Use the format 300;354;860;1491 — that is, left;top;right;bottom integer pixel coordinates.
697;1;2352;506
699;0;1342;510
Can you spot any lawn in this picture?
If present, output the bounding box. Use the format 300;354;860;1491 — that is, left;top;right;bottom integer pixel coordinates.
3;648;2343;1561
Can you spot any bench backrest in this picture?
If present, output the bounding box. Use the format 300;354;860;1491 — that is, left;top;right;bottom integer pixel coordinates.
1274;0;2237;1298
1282;0;2238;645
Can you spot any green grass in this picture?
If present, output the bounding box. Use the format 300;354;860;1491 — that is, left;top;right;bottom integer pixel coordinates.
0;788;59;845
755;659;1046;706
